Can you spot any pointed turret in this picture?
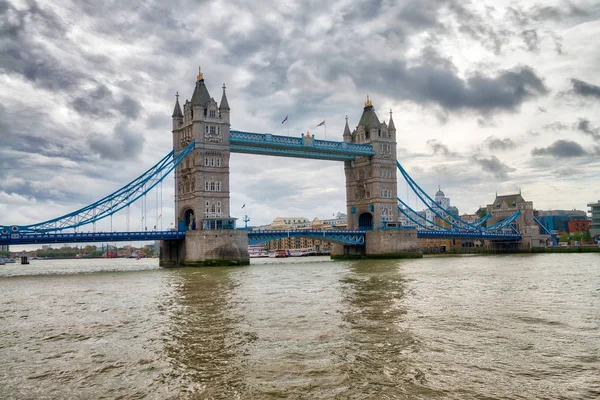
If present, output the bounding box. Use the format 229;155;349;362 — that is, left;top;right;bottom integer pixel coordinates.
172;92;183;130
172;92;183;118
343;115;352;142
388;109;396;132
219;83;230;110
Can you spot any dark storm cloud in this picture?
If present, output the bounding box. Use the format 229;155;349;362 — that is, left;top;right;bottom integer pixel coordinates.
576;118;600;141
0;0;85;91
531;140;588;158
471;155;515;180
70;85;142;120
571;79;600;99
87;123;145;161
483;136;516;151
364;62;548;114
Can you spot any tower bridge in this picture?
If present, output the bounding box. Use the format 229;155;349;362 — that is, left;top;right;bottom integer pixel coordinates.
0;69;528;264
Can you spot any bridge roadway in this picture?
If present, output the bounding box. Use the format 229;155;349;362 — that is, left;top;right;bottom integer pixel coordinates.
1;229;521;246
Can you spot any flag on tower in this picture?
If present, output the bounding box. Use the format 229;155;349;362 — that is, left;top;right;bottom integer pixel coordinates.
317;120;325;127
281;116;288;124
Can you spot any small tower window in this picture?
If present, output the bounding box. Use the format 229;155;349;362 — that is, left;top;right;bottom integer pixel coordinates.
210;109;216;118
210;126;216;135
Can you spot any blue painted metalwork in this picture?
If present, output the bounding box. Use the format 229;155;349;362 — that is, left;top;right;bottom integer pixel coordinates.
396;161;480;230
230;130;375;161
484;211;521;231
417;230;521;240
0;141;196;234
533;216;558;244
248;230;365;246
471;213;491;227
0;231;185;246
533;216;553;236
397;198;448;230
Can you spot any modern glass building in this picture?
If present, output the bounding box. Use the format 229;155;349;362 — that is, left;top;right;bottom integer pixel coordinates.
588;201;600;240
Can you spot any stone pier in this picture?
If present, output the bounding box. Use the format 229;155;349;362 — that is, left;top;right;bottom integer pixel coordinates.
160;230;249;267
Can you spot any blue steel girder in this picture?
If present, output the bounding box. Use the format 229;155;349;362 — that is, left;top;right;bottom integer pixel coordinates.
0;141;196;234
230;130;375;161
248;230;365;246
416;230;521;240
0;231;186;246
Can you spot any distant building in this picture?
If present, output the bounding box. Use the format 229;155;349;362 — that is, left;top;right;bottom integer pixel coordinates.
535;209;588;233
487;191;551;248
568;219;591;234
588;201;600;239
0;244;8;252
322;212;348;229
424;186;458;227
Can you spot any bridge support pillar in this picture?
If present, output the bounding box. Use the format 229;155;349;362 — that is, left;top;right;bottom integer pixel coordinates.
160;230;249;267
331;229;421;259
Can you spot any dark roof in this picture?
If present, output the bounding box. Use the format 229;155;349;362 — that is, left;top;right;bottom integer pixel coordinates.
358;105;380;130
191;79;212;106
172;98;183;118
493;193;525;207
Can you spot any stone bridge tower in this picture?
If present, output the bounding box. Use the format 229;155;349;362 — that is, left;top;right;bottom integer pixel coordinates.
161;68;248;266
333;97;419;258
344;96;400;230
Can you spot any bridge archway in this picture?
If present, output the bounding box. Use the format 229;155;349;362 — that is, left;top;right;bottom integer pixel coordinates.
358;212;373;231
181;208;196;231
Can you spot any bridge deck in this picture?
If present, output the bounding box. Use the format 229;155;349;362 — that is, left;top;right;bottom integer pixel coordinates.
229;130;375;161
1;231;185;246
1;229;521;246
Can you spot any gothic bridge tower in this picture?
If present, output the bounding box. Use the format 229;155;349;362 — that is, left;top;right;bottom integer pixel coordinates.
161;68;248;267
344;96;399;230
335;97;419;257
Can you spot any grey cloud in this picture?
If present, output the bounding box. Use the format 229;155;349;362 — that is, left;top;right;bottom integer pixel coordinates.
70;85;142;120
483;136;516;151
521;29;539;52
529;3;588;21
543;122;569;131
0;0;85;91
427;139;456;156
471;155;515;180
87;123;145;161
554;166;578;177
531;140;588;158
576;118;600;141
571;79;600;99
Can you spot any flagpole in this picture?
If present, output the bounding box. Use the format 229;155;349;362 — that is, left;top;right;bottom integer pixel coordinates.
324;121;327;140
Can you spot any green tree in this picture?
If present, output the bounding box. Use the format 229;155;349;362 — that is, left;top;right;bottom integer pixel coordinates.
0;250;9;257
570;231;582;243
559;232;569;243
582;229;592;243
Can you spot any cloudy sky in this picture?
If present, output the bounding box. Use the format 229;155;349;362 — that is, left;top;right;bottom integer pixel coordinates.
1;0;600;234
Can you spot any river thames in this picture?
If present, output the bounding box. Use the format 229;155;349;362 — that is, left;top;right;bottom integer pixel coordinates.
1;254;598;399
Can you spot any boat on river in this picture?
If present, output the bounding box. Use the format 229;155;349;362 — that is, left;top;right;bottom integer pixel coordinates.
268;249;289;258
248;245;268;258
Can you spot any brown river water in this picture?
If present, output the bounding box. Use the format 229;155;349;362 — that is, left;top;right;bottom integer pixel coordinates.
0;254;599;399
